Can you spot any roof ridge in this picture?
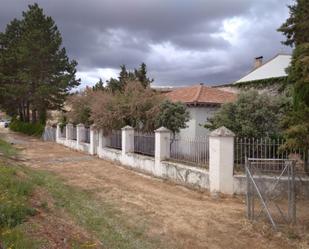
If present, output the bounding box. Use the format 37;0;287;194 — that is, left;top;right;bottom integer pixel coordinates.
193;84;203;102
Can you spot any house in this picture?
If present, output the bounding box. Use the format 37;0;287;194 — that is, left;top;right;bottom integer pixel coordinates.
215;53;291;94
236;53;291;83
165;83;236;138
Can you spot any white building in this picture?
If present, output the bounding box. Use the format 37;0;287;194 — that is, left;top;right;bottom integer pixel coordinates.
165;83;236;138
236;53;291;83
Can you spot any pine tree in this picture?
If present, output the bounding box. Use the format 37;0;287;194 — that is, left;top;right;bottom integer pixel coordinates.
136;63;153;88
92;78;105;91
19;3;80;123
106;63;152;92
278;0;309;47
278;0;309;155
118;65;128;86
0;3;80;124
278;0;309;108
0;19;26;119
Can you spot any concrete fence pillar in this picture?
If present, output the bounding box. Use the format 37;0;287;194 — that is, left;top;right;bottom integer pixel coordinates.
89;125;97;155
77;123;85;145
155;127;171;162
66;123;73;140
56;124;61;142
209;126;235;195
121;126;134;155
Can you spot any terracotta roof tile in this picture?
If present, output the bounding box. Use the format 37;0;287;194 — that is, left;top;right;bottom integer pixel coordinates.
165;84;236;105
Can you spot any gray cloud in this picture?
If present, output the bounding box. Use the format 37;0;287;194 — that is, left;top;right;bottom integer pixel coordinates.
0;0;293;87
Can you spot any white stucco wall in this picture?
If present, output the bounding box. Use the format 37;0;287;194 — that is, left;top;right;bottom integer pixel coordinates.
178;106;219;139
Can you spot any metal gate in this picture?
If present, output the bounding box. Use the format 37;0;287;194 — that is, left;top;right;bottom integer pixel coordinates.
245;158;296;230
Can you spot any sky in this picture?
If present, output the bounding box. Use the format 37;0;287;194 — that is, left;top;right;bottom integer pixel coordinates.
0;0;293;88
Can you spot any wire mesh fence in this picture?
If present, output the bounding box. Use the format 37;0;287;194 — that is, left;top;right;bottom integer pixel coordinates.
107;130;122;150
85;127;90;143
234;137;309;174
169;136;209;168
246;158;296;230
134;132;155;157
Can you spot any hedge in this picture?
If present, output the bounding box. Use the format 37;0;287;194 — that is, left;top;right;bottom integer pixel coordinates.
9;120;44;137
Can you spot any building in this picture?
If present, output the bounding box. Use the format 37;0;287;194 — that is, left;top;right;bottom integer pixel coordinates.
236;53;291;83
165;83;236;138
214;53;291;94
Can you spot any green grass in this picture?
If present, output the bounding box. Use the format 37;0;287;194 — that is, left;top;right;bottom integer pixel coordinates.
0;226;40;249
0;138;164;249
0;139;18;157
0;139;41;249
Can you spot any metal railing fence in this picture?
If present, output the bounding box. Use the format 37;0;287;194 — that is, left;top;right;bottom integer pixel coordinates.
134;132;155;157
169;136;209;168
61;127;66;138
85;127;90;143
72;126;77;140
234;137;309;174
107;130;122;150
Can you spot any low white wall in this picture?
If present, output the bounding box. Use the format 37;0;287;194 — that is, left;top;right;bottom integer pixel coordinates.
57;138;91;154
97;147;209;190
162;161;209;189
55;125;309;196
233;174;309;196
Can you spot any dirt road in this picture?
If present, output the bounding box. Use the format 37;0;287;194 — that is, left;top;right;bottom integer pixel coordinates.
1;129;306;249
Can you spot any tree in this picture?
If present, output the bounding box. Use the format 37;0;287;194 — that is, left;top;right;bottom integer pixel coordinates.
155;100;190;138
0;19;27;119
278;0;309;47
92;78;105;91
135;63;153;88
205;90;289;138
278;0;309;150
66;89;93;126
91;81;163;133
105;63;153;92
0;3;80;124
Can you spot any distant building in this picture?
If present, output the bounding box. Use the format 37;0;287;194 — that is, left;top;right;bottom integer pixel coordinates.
165;83;236;138
214;53;291;95
236;53;291;83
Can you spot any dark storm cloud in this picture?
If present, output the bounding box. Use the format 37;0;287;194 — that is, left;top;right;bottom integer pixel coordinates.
0;0;293;86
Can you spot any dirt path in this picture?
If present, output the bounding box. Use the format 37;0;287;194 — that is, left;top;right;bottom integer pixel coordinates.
1;129;305;249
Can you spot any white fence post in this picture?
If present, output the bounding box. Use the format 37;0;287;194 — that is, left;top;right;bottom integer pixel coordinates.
77;123;85;145
122;126;134;155
66;123;73;140
209;126;235;195
89;125;97;155
155;127;171;162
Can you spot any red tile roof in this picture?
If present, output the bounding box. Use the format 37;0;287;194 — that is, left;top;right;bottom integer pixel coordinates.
165;84;236;105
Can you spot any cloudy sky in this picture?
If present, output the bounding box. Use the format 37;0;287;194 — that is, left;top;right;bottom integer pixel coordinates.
0;0;292;87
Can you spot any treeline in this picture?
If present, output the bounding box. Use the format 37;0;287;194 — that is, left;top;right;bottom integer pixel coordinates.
92;63;153;92
66;66;190;136
0;3;79;124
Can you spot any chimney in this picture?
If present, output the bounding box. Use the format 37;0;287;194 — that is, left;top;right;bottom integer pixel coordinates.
254;56;263;69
